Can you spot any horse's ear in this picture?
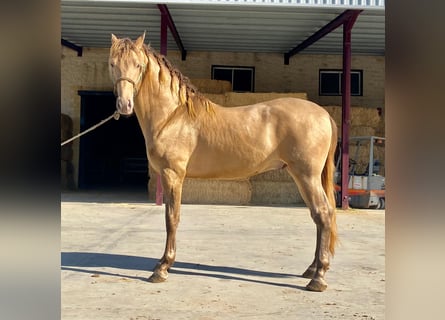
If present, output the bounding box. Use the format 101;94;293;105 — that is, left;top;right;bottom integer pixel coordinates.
135;32;146;49
111;34;118;44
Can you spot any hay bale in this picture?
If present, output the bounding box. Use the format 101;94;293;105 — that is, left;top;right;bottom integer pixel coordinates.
323;106;381;128
202;93;226;106
350;126;376;137
191;79;231;94
249;168;293;182
148;165;251;205
250;181;303;204
225;92;307;107
322;106;342;126
250;169;303;204
182;179;251;205
352;107;381;127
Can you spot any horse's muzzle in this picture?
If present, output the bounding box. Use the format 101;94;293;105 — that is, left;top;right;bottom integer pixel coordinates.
116;97;134;115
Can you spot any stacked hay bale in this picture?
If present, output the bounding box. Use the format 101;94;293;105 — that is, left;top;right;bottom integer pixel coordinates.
61;114;75;189
323;105;381;136
148;166;252;205
190;79;231;94
181;179;251;205
202;93;226;106
250;169;303;204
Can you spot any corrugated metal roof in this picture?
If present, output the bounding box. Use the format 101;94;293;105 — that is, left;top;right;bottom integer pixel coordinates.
61;0;384;55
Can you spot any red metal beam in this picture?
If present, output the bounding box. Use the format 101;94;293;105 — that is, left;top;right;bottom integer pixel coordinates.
157;4;187;60
284;9;362;64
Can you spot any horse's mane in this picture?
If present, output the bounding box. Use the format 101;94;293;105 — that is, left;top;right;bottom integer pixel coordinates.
142;44;214;118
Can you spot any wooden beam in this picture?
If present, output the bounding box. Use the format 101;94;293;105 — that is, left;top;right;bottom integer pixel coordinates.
61;38;83;57
157;4;187;60
284;9;362;64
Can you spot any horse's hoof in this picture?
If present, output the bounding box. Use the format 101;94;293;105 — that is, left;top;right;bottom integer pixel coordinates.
302;267;316;279
305;278;328;292
148;271;168;283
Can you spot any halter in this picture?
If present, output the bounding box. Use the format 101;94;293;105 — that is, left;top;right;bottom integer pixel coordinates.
114;76;139;97
113;63;146;97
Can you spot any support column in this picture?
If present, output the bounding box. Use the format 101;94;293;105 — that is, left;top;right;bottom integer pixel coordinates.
340;13;360;210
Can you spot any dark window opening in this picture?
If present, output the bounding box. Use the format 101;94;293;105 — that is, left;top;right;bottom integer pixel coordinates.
319;69;363;96
211;65;255;92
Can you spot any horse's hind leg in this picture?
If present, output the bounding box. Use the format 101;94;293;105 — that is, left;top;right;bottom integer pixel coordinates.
148;167;184;283
288;171;334;292
302;229;320;279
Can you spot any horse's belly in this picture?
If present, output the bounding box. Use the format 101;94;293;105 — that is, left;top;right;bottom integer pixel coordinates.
185;150;284;180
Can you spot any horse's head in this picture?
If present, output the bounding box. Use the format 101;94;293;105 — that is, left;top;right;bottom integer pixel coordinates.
109;33;148;115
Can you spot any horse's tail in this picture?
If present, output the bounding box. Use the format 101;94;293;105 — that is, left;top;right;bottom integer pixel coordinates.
322;116;338;256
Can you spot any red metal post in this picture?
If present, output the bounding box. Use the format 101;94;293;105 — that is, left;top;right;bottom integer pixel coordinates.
340;13;360;209
341;22;351;209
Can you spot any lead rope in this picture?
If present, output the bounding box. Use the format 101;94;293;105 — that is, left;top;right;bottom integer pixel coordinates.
61;111;120;146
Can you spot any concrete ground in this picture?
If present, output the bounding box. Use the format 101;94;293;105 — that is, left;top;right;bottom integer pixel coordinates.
61;190;385;320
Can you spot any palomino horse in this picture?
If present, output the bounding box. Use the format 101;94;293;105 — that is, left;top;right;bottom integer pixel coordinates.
109;33;338;292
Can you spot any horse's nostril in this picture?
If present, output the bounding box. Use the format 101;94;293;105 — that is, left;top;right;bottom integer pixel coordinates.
115;97;133;114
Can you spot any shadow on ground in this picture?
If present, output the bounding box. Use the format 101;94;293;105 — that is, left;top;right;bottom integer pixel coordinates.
61;252;306;290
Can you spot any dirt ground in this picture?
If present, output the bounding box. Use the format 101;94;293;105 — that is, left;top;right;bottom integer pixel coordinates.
61;191;385;320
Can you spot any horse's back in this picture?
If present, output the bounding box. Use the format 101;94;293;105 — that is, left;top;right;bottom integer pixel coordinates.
235;97;333;140
216;97;331;126
259;97;330;119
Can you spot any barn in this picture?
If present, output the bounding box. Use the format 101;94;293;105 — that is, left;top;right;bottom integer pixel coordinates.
61;0;385;206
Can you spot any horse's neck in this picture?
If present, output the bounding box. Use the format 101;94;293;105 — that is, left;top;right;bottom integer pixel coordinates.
134;80;180;141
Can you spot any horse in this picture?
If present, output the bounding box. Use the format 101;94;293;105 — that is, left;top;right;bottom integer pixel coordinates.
109;32;338;292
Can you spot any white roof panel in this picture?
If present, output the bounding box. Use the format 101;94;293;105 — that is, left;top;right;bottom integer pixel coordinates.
61;0;385;55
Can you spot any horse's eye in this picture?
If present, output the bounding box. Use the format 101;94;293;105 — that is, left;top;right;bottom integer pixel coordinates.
110;63;115;68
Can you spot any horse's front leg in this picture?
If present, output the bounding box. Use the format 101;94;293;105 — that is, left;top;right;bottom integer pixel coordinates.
148;168;184;283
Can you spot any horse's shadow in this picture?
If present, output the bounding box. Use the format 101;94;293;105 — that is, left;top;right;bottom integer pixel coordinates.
61;252;307;290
